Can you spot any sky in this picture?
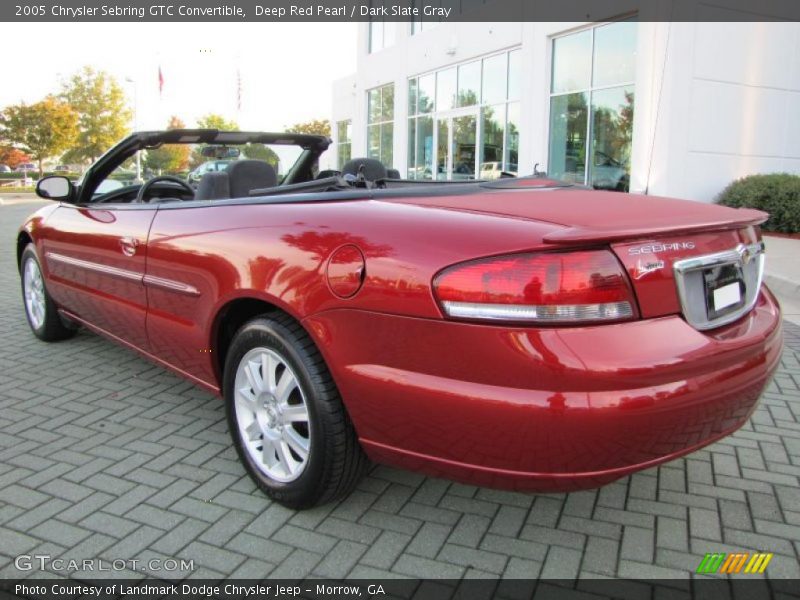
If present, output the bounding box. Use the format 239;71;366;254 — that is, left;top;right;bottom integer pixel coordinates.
0;22;357;131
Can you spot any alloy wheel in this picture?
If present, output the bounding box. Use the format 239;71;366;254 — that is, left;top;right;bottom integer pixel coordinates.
23;257;46;329
233;347;311;482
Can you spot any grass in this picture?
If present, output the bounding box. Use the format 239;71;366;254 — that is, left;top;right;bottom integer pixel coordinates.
0;187;35;194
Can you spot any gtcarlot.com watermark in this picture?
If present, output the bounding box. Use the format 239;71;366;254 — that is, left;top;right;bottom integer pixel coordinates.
15;554;194;573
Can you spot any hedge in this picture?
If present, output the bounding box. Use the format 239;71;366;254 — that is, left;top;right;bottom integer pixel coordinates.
0;186;35;193
0;170;188;183
0;171;78;180
716;173;800;234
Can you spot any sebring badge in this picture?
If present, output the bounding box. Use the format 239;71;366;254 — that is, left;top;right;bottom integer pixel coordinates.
628;241;696;255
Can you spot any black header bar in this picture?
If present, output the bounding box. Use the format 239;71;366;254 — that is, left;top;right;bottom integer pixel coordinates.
3;0;799;22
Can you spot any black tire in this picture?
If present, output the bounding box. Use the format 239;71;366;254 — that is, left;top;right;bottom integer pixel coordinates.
20;244;77;342
223;313;368;509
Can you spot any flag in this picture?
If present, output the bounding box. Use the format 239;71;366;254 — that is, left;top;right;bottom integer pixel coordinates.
158;66;164;97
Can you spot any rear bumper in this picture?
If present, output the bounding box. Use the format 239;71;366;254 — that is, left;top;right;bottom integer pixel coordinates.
304;288;783;491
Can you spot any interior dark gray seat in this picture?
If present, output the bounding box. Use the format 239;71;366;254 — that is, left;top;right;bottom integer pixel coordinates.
227;160;278;198
194;160;278;200
341;157;387;182
194;171;231;201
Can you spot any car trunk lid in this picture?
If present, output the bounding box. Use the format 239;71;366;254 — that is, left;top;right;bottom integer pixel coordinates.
388;186;766;236
388;185;768;322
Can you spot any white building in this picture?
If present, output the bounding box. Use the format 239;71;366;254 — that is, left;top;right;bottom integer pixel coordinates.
330;12;800;202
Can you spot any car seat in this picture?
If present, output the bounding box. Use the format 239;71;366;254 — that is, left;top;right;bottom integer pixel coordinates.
194;171;231;201
341;158;387;183
227;160;278;198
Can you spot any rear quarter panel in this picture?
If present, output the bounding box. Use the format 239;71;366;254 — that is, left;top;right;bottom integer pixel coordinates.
145;199;561;389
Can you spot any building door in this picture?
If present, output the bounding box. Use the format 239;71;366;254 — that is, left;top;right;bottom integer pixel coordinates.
433;108;480;180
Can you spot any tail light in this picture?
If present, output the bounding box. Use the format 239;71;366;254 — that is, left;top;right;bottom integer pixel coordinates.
433;250;637;324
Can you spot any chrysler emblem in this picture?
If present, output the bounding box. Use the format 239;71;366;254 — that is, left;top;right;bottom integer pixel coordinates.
738;243;757;266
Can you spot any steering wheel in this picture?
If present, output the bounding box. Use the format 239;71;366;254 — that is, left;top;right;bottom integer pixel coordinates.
135;175;195;204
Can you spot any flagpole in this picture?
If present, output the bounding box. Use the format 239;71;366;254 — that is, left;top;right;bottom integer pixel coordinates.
125;77;141;182
235;52;242;122
158;63;164;127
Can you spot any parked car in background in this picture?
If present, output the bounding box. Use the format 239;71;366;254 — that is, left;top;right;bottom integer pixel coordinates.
480;161;519;179
16;163;36;172
591;151;630;192
53;165;71;174
17;129;783;509
0;164;11;173
187;159;234;184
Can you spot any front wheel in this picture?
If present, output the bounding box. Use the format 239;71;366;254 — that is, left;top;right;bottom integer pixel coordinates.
20;244;76;342
223;313;368;508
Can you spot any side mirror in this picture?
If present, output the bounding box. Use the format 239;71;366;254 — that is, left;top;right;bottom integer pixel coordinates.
36;176;73;201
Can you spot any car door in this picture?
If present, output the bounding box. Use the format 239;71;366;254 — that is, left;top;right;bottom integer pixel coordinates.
41;203;156;350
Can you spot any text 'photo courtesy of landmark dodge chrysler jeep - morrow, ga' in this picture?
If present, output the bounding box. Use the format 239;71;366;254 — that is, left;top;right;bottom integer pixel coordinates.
18;130;783;508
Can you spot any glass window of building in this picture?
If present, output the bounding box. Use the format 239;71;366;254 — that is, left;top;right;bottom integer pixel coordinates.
418;73;435;114
407;48;521;180
482;53;507;105
336;120;352;169
410;0;441;35
368;1;395;53
548;19;636;192
367;84;394;167
411;20;439;35
507;49;521;100
436;68;456;112
457;61;481;107
505;102;520;174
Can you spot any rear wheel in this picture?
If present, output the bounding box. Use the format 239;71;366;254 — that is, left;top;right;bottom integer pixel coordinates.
20;244;76;342
223;313;368;508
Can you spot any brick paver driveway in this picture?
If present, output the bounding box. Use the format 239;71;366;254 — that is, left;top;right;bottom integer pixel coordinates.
1;201;799;581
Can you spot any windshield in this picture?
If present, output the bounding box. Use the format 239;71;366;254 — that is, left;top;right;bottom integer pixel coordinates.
95;141;306;197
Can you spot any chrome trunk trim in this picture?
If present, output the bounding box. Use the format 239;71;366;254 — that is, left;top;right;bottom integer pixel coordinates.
673;242;765;331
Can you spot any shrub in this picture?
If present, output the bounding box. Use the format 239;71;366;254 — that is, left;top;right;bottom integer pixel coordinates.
716;173;800;233
0;171;75;181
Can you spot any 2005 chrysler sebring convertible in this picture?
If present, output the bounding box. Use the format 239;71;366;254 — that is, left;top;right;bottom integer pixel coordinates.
18;130;782;508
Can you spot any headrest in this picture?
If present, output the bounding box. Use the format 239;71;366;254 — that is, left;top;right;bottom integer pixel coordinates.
341;157;388;181
227;160;278;198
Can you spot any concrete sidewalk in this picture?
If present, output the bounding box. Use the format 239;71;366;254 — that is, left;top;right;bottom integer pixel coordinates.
0;192;39;206
764;235;800;326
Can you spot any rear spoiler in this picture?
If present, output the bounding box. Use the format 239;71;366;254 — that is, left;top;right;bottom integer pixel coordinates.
543;208;769;245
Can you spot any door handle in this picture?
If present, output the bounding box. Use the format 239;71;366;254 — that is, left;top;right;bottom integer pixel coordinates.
119;237;139;257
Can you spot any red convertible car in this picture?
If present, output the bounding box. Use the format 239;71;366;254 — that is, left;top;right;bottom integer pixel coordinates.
18;130;782;508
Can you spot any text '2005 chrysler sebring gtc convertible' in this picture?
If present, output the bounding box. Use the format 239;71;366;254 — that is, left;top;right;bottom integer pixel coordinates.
18;130;783;508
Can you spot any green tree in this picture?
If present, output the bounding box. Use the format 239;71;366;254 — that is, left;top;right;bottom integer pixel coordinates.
60;67;131;163
145;116;191;174
286;119;331;137
242;143;280;169
0;96;79;177
196;114;239;131
192;114;239;168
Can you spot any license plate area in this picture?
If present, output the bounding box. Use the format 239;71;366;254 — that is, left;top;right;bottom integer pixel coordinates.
703;263;745;320
673;242;765;331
